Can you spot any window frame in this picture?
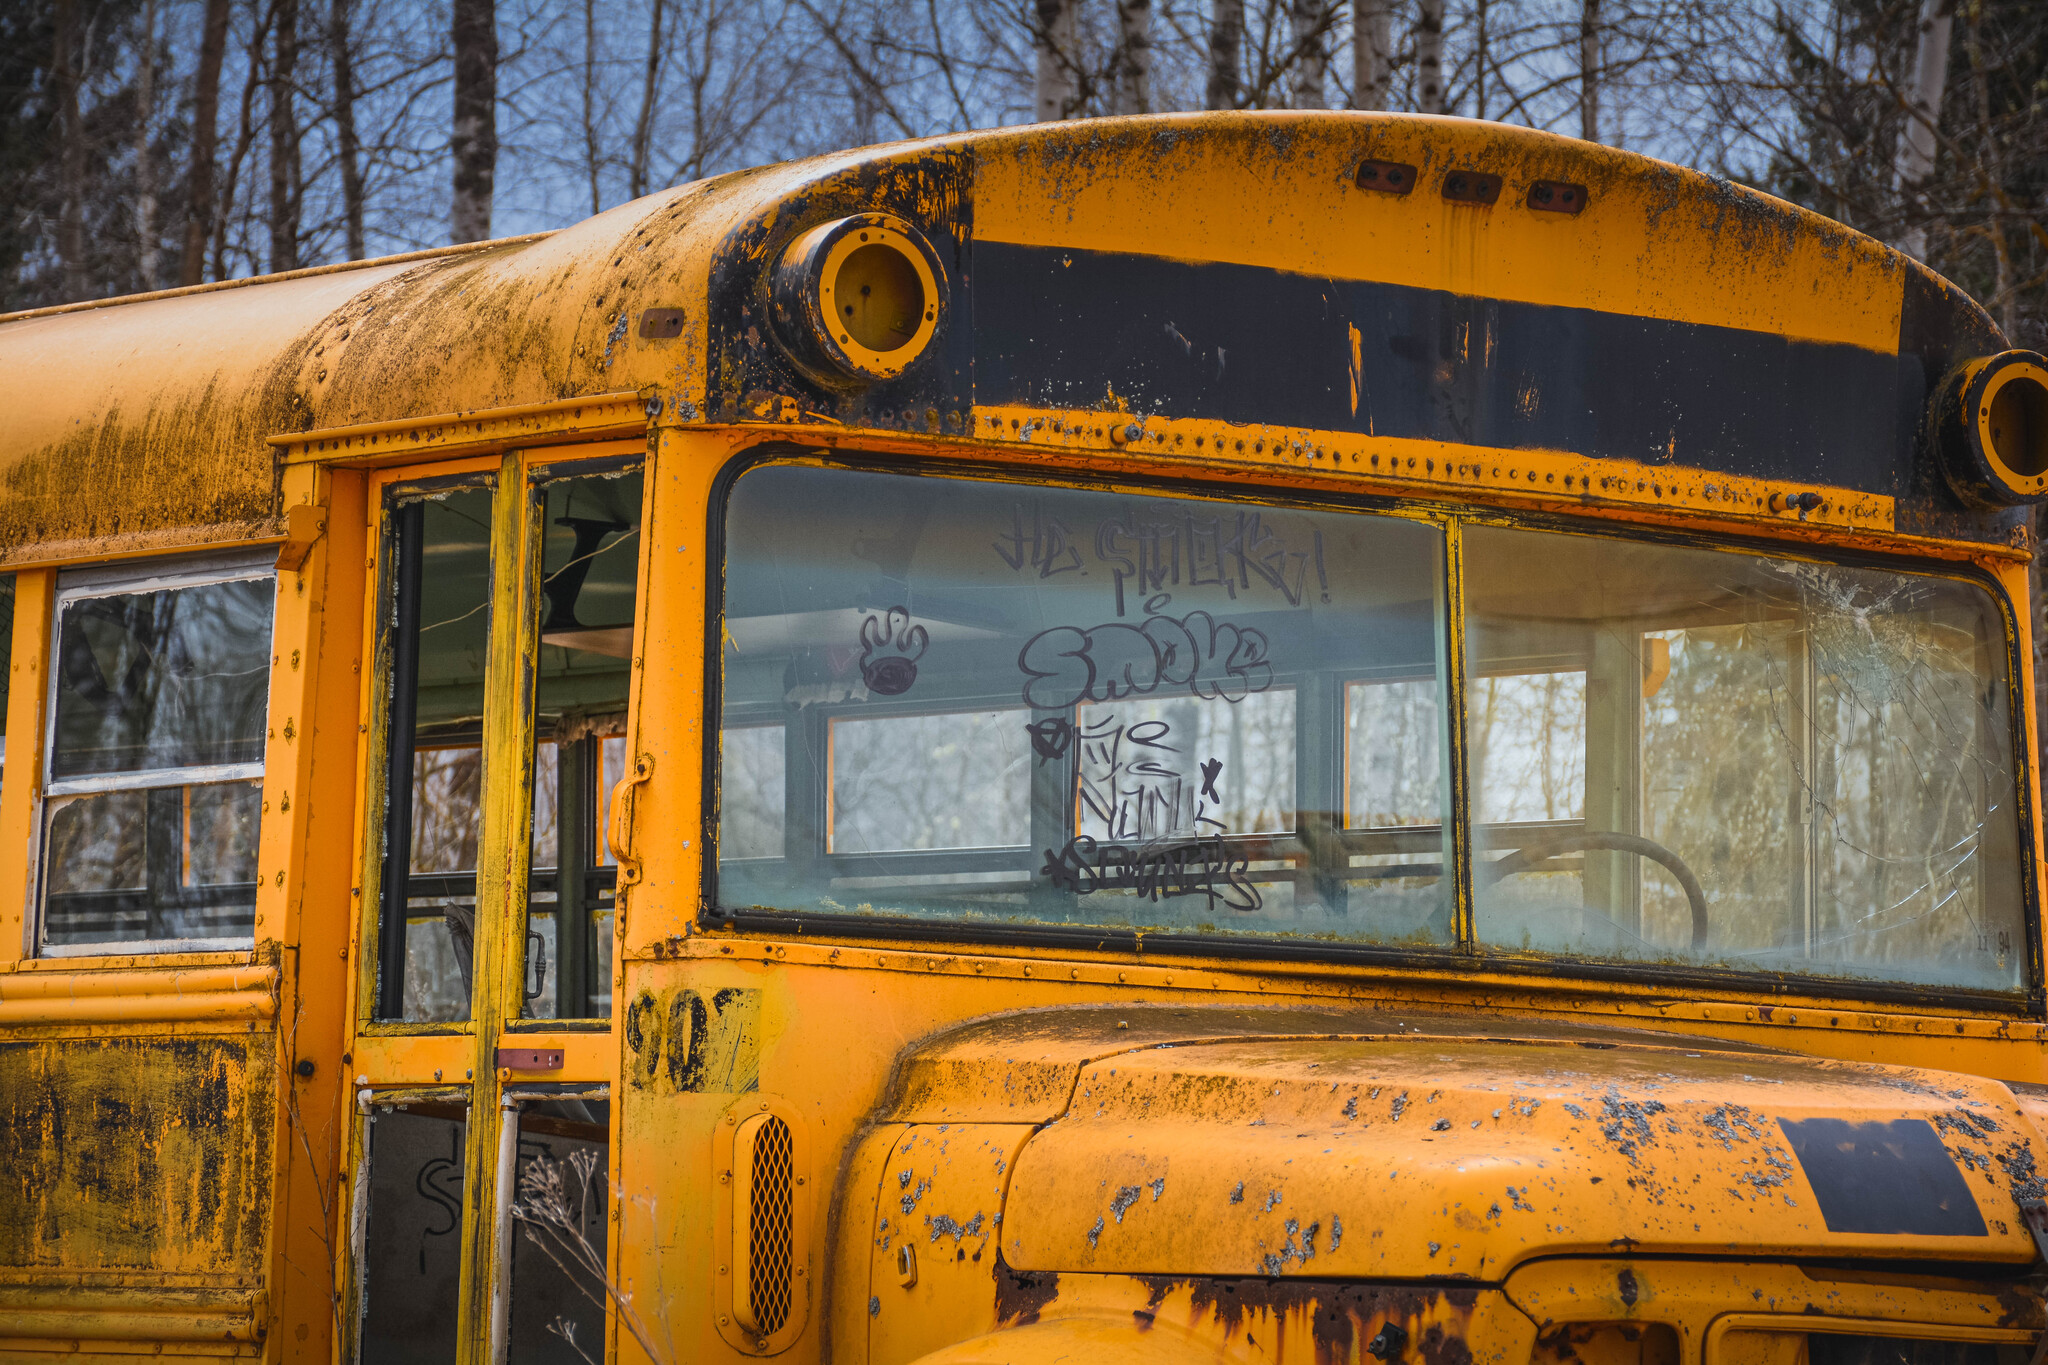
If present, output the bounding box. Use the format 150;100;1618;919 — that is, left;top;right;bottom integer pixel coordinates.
702;448;2042;1015
36;547;279;957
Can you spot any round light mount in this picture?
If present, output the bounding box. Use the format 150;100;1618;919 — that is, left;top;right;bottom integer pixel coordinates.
768;214;944;383
1935;349;2048;507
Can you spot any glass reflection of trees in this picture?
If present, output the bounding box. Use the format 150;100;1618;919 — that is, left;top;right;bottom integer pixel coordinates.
1465;528;2024;993
42;566;274;948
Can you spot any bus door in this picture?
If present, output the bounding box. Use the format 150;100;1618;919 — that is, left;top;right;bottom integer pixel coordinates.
344;445;645;1364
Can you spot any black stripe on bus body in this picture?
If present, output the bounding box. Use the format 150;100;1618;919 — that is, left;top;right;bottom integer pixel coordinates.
972;241;1909;498
1777;1116;1988;1237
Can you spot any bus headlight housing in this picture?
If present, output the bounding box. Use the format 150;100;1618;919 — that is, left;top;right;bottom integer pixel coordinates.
1935;349;2048;507
768;213;944;384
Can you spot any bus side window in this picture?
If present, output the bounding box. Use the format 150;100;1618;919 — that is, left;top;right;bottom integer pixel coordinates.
39;554;274;953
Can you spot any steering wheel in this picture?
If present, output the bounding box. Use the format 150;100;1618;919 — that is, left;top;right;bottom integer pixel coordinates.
1481;831;1709;950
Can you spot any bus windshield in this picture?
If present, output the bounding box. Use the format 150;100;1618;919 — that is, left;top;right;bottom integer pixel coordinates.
716;462;2025;997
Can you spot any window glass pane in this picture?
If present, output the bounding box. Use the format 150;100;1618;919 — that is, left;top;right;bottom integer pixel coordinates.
524;469;640;1020
718;464;1450;944
1074;692;1295;840
1464;524;2025;993
509;1100;611;1364
359;1104;467;1364
378;488;492;1022
720;725;785;859
41;780;260;945
829;709;1029;853
52;576;273;778
1345;678;1439;827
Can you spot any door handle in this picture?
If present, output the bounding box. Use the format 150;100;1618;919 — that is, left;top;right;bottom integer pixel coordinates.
605;752;654;886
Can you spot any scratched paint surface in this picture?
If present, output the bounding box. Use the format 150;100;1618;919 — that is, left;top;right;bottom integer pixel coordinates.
0;1035;272;1277
998;1035;2046;1277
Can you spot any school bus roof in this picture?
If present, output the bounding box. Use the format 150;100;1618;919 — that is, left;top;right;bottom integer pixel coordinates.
0;111;2018;565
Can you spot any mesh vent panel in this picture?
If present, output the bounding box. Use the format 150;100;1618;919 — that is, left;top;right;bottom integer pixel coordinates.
747;1115;795;1334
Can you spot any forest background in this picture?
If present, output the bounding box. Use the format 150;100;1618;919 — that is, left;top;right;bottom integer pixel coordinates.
3;0;2048;744
1;0;2041;337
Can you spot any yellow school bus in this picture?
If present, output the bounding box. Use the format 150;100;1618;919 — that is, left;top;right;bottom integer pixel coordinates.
4;110;2048;1365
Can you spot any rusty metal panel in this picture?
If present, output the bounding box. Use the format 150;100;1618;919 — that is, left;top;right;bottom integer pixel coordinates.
0;1035;273;1279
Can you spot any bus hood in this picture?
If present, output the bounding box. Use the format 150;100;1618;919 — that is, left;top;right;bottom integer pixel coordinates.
973;1013;2048;1279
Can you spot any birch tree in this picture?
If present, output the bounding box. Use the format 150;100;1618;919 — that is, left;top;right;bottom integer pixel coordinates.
1207;0;1243;109
1892;0;1955;259
1352;0;1395;111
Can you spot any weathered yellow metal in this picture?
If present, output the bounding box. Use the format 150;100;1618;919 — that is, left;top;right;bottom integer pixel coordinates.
2;112;2045;1365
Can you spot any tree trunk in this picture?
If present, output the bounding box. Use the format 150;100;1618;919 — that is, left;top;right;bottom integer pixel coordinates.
1035;0;1077;121
1892;0;1954;260
330;0;365;260
1416;0;1445;114
582;0;601;216
1351;0;1394;111
1578;0;1599;141
629;0;664;199
1473;0;1487;117
181;0;230;285
135;0;160;290
1289;0;1326;110
1112;0;1152;115
53;0;85;300
1206;0;1243;110
450;0;498;242
268;0;300;273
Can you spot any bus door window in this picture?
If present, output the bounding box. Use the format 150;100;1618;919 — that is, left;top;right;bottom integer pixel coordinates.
525;468;641;1020
39;553;274;952
356;1100;468;1363
715;464;1452;945
506;1095;612;1363
1463;524;2026;992
377;486;493;1022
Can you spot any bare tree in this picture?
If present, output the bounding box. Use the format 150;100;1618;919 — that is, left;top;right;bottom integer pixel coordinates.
1207;0;1244;109
1578;0;1600;140
581;0;603;215
451;0;498;242
1035;0;1077;120
329;0;365;260
134;0;161;290
1353;0;1395;111
269;0;302;272
1416;0;1445;113
630;0;666;198
53;0;85;299
1289;0;1327;109
213;1;275;281
181;0;231;285
1893;0;1955;259
1113;0;1152;114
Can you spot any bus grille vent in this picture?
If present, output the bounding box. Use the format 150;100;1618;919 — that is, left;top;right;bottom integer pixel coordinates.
746;1116;795;1334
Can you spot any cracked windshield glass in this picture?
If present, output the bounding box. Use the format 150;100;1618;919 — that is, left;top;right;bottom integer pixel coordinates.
1463;525;2023;992
718;463;1453;943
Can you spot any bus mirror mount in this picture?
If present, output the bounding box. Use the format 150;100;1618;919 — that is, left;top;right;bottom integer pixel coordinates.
768;213;945;386
1934;349;2048;508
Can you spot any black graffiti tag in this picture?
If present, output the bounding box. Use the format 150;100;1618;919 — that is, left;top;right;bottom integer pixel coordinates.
1040;834;1262;913
858;606;928;696
1016;610;1273;711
